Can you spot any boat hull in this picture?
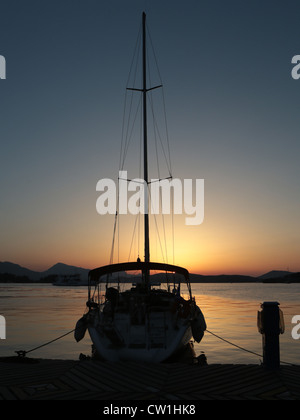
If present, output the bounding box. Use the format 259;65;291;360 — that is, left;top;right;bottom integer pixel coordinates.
88;323;192;363
76;262;206;363
87;308;193;363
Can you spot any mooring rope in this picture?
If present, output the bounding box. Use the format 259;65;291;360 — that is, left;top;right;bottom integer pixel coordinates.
14;327;296;366
206;329;296;366
206;329;263;359
15;328;76;358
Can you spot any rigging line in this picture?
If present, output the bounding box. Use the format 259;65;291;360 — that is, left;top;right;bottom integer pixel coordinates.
145;23;170;175
171;186;175;265
161;203;169;265
126;25;142;88
161;86;172;176
117;196;120;264
138;102;143;258
122;91;135;167
110;167;122;265
121;92;137;170
128;213;140;262
126;69;141;158
109;203;119;265
146;24;163;85
119;90;128;171
147;73;171;265
139;95;143;181
146;21;174;263
120;31;142;172
147;93;172;176
145;53;171;176
120;102;143;262
121;94;142;171
123;98;142;263
109;213;117;264
150;81;162;184
148;186;167;264
146;25;172;175
152;103;161;179
109;175;119;266
119;27;142;171
151;107;169;265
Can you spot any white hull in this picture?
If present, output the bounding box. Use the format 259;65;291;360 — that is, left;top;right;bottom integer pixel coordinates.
88;311;193;363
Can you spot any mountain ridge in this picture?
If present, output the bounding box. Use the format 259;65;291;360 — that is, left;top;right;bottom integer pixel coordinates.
0;261;299;283
0;261;89;282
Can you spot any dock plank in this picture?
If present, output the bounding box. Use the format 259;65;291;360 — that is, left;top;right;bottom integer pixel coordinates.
0;358;299;400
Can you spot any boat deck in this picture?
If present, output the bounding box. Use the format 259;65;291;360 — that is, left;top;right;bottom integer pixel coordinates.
0;357;299;400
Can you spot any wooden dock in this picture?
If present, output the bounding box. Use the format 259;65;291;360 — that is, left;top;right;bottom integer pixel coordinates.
0;357;299;400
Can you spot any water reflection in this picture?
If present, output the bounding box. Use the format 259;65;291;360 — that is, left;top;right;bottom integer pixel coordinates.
0;283;299;364
193;284;300;365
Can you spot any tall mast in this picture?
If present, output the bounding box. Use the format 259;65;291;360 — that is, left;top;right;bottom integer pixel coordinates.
127;13;162;279
142;12;150;265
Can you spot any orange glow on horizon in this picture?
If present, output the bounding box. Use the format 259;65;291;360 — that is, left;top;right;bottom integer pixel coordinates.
5;209;299;278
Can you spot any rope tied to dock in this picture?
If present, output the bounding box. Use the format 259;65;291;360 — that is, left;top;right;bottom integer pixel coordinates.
206;330;296;366
15;328;76;358
206;329;263;359
14;327;296;366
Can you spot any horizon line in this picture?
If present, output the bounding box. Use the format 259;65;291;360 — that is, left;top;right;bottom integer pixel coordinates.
0;260;297;279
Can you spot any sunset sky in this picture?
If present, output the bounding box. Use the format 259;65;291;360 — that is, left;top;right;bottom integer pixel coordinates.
1;0;299;276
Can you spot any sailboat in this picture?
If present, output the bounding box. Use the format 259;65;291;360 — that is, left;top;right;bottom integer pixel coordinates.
75;12;206;363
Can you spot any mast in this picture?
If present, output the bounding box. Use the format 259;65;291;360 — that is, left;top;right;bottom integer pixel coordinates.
127;13;162;284
142;12;150;266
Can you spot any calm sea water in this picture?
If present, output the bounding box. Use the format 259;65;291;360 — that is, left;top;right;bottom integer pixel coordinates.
0;283;299;365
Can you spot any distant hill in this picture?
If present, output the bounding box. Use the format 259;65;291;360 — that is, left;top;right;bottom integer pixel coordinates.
258;270;300;283
258;270;292;280
41;263;89;280
0;262;40;281
0;261;90;282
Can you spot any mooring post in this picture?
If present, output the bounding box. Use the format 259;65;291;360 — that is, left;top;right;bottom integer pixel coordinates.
257;301;285;370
